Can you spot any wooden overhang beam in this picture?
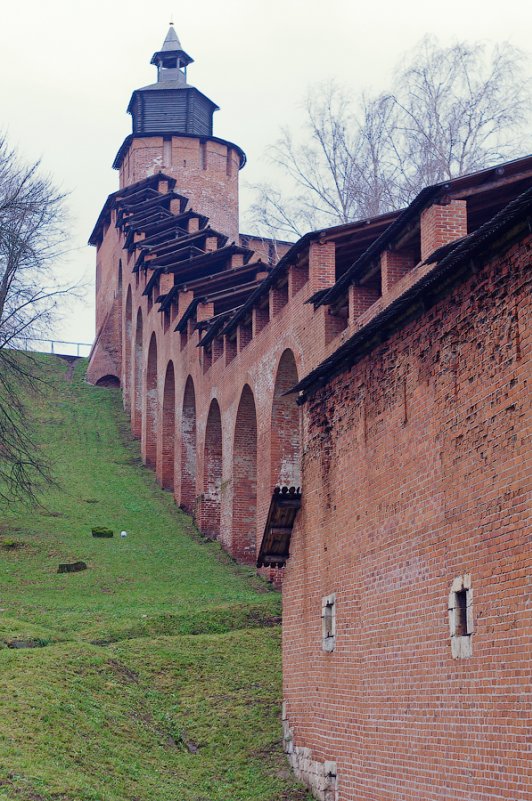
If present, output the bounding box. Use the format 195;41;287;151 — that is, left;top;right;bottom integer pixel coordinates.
257;486;302;569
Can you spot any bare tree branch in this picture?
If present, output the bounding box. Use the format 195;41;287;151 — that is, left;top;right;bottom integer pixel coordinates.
250;38;530;238
0;135;71;503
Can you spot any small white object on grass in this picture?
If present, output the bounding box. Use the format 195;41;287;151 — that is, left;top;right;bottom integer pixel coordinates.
120;531;127;538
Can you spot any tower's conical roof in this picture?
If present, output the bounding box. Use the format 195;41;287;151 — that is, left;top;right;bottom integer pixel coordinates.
161;23;182;52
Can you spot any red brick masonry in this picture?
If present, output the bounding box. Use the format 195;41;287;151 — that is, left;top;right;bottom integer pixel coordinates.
88;138;532;800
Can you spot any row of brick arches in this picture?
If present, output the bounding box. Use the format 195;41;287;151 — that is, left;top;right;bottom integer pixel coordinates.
121;287;301;564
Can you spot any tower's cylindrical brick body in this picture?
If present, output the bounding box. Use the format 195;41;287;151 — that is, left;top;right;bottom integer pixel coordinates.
119;134;241;242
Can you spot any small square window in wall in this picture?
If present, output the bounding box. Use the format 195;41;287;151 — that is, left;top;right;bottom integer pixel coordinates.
322;593;336;653
448;574;474;659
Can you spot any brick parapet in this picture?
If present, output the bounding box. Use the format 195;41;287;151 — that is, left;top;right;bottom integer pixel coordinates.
420;198;468;261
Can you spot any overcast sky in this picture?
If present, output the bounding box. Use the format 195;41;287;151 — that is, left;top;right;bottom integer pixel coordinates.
1;0;530;346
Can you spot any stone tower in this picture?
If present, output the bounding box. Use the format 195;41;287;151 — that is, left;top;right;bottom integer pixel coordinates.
112;24;245;241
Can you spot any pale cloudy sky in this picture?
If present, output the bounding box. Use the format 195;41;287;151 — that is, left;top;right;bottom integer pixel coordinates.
1;0;530;346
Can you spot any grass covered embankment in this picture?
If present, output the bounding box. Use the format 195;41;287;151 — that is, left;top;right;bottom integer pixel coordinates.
0;354;309;801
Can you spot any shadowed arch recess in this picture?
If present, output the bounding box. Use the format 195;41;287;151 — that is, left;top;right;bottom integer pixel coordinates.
232;385;258;564
180;376;197;513
271;349;301;489
144;333;158;469
202;398;222;538
124;285;133;411
161;360;176;491
132;307;143;438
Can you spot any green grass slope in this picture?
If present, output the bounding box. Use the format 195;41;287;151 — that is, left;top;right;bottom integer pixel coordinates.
0;355;309;801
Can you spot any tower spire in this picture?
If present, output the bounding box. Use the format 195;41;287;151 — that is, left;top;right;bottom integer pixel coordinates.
124;27;219;140
161;22;182;52
150;23;193;84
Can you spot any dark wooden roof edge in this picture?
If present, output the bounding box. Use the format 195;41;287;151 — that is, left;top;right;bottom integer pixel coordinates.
174;260;270;294
88;173;177;246
174;278;260;335
141;226;229;259
220;208;405;337
157;244;252;277
142;268;163;296
318;154;532;308
199;279;263;307
120;207;175;234
197;311;235;347
318;185;441;308
292;185;532;400
126;84;219;115
126;210;209;245
158;285;179;312
112;133;247;171
118;189;188;215
174;297;203;333
196;310;232;348
239;232;296;248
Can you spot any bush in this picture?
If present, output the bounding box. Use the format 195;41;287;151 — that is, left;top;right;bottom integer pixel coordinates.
91;527;113;538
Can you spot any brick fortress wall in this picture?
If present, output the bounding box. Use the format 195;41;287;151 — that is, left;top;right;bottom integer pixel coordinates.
87;143;532;800
282;233;531;801
87;189;337;567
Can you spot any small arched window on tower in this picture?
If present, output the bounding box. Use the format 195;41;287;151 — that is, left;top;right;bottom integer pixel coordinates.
448;574;474;658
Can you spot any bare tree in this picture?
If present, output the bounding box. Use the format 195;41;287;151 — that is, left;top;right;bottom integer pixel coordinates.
0;136;69;503
250;38;530;239
390;38;529;204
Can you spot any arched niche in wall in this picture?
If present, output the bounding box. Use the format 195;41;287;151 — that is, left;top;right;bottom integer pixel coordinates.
232;384;258;564
95;374;120;388
161;360;176;491
202;398;223;539
124;285;133;412
270;349;301;489
132;307;143;438
180;376;197;513
144;332;158;469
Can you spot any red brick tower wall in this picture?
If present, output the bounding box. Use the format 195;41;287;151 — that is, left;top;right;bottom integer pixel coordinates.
119;135;241;241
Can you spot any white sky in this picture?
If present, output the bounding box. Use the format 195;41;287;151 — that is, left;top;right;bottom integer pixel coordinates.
1;0;530;345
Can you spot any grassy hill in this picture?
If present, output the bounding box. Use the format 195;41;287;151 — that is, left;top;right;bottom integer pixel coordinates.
0;355;309;801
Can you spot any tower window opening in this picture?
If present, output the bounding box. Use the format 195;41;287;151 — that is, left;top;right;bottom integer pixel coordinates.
448;575;473;659
322;594;336;653
455;589;468;637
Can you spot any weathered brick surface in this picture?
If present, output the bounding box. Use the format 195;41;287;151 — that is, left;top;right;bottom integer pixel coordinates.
87;123;531;801
282;235;531;801
420;198;467;260
119;135;241;241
